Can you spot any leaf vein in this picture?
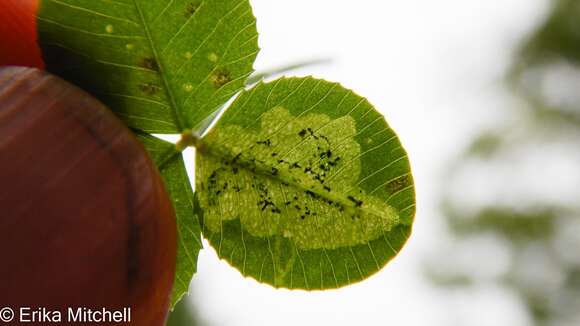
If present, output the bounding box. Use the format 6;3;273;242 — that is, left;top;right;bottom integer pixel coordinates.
132;0;184;129
46;0;140;25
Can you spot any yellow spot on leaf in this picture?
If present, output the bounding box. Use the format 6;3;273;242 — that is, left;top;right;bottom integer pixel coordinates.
208;52;219;63
183;83;193;92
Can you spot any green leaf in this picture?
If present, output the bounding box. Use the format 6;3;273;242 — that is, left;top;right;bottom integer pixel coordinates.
195;77;415;289
37;0;259;134
136;134;202;306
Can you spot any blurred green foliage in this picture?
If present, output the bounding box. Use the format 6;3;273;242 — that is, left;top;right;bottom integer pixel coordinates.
519;0;580;66
428;1;580;325
446;207;558;244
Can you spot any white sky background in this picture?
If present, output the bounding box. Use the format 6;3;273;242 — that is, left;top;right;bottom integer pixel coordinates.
183;1;552;325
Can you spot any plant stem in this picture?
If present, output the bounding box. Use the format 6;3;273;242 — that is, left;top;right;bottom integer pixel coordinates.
156;130;201;170
175;129;201;152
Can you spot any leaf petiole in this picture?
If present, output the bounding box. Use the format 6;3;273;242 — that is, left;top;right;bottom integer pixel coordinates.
154;130;201;171
175;129;202;152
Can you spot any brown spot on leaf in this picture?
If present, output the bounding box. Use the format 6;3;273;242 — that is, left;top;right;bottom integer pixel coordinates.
386;175;411;195
139;57;158;71
210;69;231;88
139;82;160;96
185;2;200;18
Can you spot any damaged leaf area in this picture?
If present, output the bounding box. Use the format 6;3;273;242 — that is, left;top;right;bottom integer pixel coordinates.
196;77;415;289
197;107;400;249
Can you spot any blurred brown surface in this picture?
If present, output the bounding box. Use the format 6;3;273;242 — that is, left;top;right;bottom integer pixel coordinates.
0;67;176;326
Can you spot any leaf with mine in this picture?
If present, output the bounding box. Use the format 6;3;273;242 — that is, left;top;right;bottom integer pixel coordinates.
136;134;202;306
37;0;259;133
195;77;415;289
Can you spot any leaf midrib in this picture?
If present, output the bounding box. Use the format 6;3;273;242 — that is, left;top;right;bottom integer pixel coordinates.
199;141;400;221
132;0;185;131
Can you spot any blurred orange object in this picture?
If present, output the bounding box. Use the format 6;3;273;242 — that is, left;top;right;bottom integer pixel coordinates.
0;0;44;68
